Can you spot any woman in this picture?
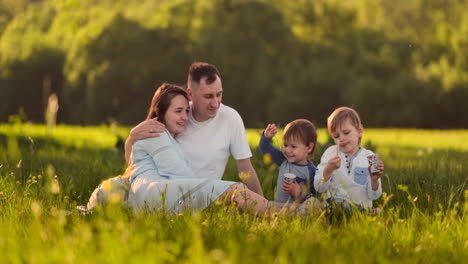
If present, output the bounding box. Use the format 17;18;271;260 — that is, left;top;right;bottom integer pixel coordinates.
85;83;275;215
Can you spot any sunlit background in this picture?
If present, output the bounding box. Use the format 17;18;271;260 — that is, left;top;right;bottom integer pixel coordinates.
1;0;467;128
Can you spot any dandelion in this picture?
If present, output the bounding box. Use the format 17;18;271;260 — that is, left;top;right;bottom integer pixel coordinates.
51;181;60;194
102;180;113;192
397;184;408;192
31;201;43;218
37;174;42;180
239;171;252;181
109;193;122;204
263;153;272;165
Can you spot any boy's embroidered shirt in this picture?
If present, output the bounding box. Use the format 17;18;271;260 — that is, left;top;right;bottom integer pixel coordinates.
314;145;382;209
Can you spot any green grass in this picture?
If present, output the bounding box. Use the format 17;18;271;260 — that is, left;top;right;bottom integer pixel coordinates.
0;124;467;263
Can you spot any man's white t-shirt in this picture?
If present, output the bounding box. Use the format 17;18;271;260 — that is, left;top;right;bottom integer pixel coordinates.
176;103;252;180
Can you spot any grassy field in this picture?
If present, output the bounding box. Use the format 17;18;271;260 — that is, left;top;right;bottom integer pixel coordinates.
0;124;466;263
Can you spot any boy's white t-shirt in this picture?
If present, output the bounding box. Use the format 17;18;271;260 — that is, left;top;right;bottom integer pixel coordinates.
176;103;252;180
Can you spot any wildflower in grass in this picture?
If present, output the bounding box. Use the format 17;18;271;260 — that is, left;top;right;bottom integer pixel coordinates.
109;193;123;204
31;201;42;217
263;153;272;165
51;177;60;194
37;174;42;180
239;171;252;181
397;184;408;192
27;177;37;184
102;180;114;192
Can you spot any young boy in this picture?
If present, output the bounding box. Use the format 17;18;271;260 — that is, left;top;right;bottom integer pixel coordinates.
314;107;384;210
259;119;317;204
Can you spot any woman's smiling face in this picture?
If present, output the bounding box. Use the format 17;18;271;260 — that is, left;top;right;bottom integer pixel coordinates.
164;94;190;136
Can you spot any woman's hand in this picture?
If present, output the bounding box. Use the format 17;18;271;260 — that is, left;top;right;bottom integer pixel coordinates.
283;181;301;197
129;118;165;141
263;123;277;139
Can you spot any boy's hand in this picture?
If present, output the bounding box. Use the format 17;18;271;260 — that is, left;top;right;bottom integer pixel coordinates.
326;156;341;171
283;181;301;197
369;160;384;190
322;155;341;181
370;160;384;181
263;123;278;139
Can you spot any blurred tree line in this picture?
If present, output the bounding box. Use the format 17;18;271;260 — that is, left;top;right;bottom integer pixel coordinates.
0;0;467;128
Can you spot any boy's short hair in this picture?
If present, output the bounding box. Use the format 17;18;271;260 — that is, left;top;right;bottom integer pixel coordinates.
283;119;317;158
327;107;362;134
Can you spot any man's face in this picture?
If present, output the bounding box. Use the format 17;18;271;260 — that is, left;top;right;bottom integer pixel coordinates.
188;75;223;122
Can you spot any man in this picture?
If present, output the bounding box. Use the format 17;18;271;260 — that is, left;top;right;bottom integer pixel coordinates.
125;62;264;196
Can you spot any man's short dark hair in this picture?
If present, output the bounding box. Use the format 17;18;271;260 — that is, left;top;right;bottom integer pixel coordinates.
188;62;221;86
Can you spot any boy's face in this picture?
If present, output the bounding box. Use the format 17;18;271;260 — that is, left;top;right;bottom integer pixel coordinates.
331;118;363;157
281;137;313;165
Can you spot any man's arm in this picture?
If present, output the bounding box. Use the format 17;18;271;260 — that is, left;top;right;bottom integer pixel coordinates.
124;118;166;163
236;158;264;196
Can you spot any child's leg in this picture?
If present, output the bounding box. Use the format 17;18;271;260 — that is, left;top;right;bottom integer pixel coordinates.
215;183;277;215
